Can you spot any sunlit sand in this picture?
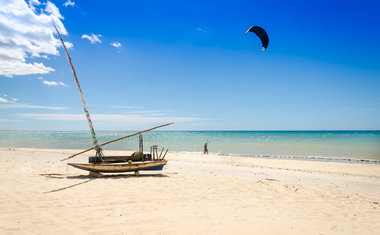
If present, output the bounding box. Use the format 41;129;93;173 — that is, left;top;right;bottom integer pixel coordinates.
1;148;379;234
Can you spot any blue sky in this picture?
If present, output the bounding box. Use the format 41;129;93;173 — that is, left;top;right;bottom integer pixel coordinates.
0;0;379;130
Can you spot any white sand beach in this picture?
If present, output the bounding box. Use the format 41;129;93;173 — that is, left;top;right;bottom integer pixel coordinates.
0;148;379;234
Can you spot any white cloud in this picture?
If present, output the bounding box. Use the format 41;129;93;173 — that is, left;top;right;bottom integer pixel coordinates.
0;97;9;103
0;0;68;77
63;41;73;49
81;34;102;44
0;118;18;122
63;0;75;7
59;81;68;87
111;42;121;48
1;61;54;77
39;77;68;87
16;113;211;124
109;106;174;116
45;1;63;19
109;105;139;109
12;111;212;129
126;110;172;116
43;80;58;86
0;96;17;103
28;0;41;12
0;103;67;110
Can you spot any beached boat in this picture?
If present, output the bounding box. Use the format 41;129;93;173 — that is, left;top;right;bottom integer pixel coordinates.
69;160;167;173
54;26;172;174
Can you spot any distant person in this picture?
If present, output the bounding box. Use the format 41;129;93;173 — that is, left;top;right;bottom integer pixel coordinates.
204;142;208;154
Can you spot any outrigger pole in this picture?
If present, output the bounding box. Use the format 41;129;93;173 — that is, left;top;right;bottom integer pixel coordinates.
54;25;105;162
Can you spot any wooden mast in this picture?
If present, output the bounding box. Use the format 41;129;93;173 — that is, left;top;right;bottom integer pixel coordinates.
54;25;104;161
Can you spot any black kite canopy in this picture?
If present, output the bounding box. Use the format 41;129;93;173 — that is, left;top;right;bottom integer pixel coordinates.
244;26;269;51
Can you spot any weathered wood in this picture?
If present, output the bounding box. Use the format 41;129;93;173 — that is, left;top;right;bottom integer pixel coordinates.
150;145;158;160
68;160;167;173
139;134;143;153
88;154;152;163
162;149;169;160
159;147;164;159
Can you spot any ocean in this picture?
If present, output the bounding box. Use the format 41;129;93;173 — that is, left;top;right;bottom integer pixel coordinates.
0;130;379;160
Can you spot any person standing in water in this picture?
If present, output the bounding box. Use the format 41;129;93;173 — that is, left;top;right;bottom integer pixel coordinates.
204;142;208;154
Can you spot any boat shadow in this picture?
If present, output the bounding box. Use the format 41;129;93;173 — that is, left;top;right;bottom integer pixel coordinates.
44;178;95;194
44;173;168;194
66;173;169;179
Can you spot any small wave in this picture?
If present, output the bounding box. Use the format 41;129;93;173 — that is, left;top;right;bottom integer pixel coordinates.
171;150;380;164
228;153;380;164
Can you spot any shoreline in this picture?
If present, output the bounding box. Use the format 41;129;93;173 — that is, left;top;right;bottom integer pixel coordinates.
233;153;380;164
2;147;380;181
2;147;380;164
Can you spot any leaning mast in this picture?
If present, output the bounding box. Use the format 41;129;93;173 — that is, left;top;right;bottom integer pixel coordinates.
54;25;104;161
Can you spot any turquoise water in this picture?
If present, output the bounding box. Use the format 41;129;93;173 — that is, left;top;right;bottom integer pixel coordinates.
0;130;379;158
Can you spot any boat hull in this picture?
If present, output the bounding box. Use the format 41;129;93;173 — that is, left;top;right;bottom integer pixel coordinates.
68;160;167;173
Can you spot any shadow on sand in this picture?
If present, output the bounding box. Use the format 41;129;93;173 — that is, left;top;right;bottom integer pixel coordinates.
67;173;169;179
43;173;168;194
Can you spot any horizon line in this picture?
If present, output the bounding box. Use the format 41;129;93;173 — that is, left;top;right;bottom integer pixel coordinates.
1;129;379;132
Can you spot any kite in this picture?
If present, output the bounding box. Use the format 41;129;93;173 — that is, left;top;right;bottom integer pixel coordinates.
245;26;269;51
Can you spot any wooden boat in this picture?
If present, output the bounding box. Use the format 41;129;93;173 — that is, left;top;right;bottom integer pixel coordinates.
69;160;167;173
54;26;172;174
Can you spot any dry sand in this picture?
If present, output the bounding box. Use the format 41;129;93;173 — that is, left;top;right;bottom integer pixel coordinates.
0;148;379;234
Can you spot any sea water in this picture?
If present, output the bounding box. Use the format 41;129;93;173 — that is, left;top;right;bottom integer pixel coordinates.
0;130;379;159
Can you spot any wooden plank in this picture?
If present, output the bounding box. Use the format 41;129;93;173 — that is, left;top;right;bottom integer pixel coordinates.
88;154;152;163
162;149;169;160
159;147;164;159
